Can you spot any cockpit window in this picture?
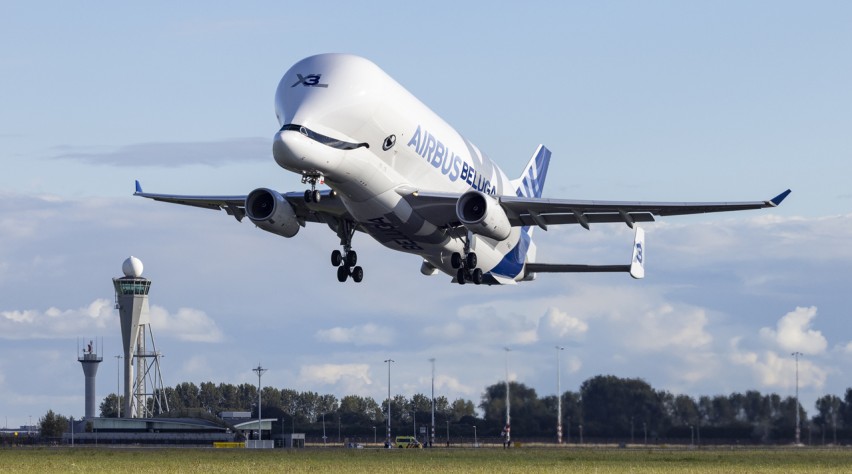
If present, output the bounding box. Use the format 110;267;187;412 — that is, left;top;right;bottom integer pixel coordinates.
280;124;369;150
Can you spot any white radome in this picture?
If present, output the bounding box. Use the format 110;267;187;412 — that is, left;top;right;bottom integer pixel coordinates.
122;256;144;278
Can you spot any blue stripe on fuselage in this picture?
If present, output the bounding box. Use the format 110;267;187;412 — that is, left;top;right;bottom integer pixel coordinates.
489;188;533;279
490;227;531;279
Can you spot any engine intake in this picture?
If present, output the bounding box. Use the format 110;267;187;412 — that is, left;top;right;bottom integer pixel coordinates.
245;188;300;238
456;191;511;241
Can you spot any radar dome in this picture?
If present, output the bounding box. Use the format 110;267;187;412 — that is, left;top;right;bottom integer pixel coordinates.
122;256;144;277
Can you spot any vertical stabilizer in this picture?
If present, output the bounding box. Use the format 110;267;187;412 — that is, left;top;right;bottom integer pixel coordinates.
511;145;551;198
629;227;645;279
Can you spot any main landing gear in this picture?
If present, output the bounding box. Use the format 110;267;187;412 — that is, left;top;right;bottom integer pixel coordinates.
332;219;363;283
302;172;323;203
452;251;483;285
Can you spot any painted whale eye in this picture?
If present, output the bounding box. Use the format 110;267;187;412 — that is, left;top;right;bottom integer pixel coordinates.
382;134;396;151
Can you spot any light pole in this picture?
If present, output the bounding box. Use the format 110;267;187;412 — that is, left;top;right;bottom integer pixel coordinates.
473;425;478;447
385;359;394;446
446;420;450;446
504;347;511;447
792;351;802;445
556;346;564;444
252;364;267;443
322;412;327;445
114;355;122;418
373;425;376;445
429;358;435;448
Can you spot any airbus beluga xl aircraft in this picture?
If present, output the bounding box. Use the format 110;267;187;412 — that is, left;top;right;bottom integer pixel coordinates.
136;53;790;285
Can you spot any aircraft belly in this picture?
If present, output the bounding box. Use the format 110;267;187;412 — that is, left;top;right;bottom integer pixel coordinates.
343;190;523;281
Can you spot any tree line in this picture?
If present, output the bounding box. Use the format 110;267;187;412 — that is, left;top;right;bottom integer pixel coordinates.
21;374;852;444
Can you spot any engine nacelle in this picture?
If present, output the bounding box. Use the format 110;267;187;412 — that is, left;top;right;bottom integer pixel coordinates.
456;190;511;241
245;188;300;238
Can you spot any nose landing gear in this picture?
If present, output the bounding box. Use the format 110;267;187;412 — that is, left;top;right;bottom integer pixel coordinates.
302;172;323;203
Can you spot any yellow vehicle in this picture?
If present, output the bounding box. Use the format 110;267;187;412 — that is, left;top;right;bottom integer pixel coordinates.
395;436;422;448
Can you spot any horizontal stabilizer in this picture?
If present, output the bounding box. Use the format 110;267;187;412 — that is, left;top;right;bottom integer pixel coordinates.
524;226;645;279
525;263;631;273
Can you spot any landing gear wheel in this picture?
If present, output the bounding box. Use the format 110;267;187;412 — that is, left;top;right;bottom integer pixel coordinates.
331;250;343;267
346;250;358;267
351;266;364;283
451;252;463;269
465;252;477;269
304;190;312;203
456;268;467;285
471;268;483;285
312;189;321;203
337;266;349;282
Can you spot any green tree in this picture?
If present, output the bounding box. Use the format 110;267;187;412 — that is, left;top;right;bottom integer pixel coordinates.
99;393;123;418
670;394;699;427
815;394;842;444
480;381;549;437
173;382;200;411
218;383;242;411
198;381;220;414
339;395;382;425
580;375;666;438
38;410;69;438
450;398;475;422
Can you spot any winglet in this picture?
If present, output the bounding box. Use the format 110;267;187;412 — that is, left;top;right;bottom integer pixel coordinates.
629;226;645;279
769;189;791;207
134;180;143;195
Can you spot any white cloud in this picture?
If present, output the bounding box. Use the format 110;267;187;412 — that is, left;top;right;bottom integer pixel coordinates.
148;305;223;343
729;347;827;390
0;299;115;339
759;306;827;354
629;304;712;351
543;307;588;339
435;374;476;396
421;322;465;340
315;323;394;346
298;364;372;395
51;138;269;168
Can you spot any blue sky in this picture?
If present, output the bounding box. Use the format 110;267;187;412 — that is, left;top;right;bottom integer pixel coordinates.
1;2;851;430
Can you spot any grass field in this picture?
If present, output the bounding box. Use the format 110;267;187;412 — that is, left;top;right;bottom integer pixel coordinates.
1;446;851;473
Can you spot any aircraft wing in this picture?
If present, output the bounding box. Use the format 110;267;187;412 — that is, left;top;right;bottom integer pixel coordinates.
133;181;351;225
401;188;791;230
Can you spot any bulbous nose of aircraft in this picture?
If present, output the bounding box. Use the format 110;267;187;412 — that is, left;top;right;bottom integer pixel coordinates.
272;129;308;171
272;126;351;177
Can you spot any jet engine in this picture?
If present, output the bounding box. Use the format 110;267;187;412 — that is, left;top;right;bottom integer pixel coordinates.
245;188;300;238
456;190;511;241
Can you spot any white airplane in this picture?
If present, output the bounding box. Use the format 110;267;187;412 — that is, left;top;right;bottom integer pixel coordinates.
135;53;790;285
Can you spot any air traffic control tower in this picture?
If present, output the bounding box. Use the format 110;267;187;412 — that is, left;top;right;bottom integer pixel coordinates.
113;256;168;418
78;340;102;419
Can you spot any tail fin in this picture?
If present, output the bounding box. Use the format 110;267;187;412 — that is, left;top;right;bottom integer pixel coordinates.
511;145;551;198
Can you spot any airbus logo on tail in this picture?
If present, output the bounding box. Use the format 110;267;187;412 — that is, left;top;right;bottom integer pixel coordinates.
291;74;328;88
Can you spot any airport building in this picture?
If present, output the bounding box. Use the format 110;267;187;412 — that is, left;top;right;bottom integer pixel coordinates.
61;257;302;447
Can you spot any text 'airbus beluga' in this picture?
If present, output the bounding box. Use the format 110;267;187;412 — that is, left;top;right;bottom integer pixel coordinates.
135;53;790;285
